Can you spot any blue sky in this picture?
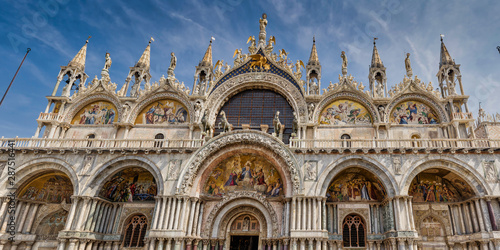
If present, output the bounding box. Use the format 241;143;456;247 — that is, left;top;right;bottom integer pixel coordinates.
1;0;500;138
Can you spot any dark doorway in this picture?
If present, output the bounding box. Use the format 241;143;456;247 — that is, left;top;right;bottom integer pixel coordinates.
230;235;259;250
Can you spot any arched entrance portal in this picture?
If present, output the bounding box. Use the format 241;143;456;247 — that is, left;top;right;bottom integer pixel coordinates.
228;214;260;250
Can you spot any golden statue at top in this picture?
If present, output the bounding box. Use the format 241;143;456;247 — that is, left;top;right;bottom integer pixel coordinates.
260;13;268;32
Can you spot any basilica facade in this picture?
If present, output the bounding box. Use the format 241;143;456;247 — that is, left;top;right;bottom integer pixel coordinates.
1;14;500;250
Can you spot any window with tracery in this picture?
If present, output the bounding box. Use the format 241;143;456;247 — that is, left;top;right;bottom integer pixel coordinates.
342;215;365;248
123;215;148;248
215;89;294;143
420;216;444;237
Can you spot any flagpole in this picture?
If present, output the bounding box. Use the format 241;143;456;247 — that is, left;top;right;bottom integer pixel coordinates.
0;48;31;108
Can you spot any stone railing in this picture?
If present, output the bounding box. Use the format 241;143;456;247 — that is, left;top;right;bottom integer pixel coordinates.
289;138;500;150
37;112;63;121
0;138;204;150
452;112;473;120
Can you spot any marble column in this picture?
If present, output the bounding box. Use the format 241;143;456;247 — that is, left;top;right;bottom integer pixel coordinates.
17;202;31;233
291;197;296;230
24;203;39;233
474;199;486;232
153;197;162;229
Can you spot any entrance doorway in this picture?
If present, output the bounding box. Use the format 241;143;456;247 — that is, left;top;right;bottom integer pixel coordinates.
230;236;259;250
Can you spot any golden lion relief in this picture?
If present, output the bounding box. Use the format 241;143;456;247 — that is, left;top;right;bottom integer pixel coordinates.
248;54;270;71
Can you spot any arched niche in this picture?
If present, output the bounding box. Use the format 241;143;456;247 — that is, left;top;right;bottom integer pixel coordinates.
326;167;387;202
34;210;68;240
319;99;372;125
18;171;73;204
134;99;189;125
202;153;284;198
98;167;157;202
408;168;475;202
389;100;440;125
71;100;118;125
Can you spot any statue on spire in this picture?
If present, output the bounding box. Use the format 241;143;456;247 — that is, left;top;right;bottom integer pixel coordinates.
101;52;112;80
341;51;348;75
168;52;177;78
405;53;413;78
258;13;268;46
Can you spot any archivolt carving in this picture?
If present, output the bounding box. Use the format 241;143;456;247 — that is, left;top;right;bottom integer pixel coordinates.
177;130;301;195
218;206;267;237
205;73;308;123
315;91;379;124
203;191;279;238
63;94;122;123
386;94;448;123
128;92;194;124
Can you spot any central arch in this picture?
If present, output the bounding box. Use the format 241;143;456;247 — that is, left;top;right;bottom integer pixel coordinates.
203;192;279;239
177;130;301;196
204;72;308;124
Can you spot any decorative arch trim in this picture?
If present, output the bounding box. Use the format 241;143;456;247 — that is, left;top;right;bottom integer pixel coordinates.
386;94;448;123
316;155;398;197
315;91;379;124
203;192;279;238
84;155;163;196
211;50;303;97
205;72;308;124
63;94;122;124
176;130;301;195
400;157;491;196
128;92;194;124
10;157;79;195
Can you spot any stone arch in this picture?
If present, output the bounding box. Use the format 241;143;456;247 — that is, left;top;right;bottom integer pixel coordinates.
63;93;122;124
315;91;379;124
203;192;279;238
316;156;398;197
83;155;163;197
128;91;194;124
221;206;267;239
204;72;308;124
386;93;448;123
400;157;491;197
7;157;79;196
177;130;301;195
416;210;452;236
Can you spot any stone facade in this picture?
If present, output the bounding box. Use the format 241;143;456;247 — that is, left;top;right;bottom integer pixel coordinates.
1;14;500;250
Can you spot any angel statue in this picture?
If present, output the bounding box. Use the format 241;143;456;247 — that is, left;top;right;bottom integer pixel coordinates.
214;60;224;78
168;52;177;77
341;51;348;75
247;36;257;54
295;60;305;79
405;53;413;77
273;111;283;137
266;35;276;54
233;49;243;66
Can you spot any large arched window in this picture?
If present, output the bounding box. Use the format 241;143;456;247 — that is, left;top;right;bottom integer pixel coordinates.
122;215;148;248
342;214;366;248
215;89;294;143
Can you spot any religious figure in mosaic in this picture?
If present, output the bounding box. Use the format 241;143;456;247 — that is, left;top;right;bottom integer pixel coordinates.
204;154;283;197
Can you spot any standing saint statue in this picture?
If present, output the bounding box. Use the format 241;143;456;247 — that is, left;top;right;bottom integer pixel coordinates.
259;13;268;32
341;51;348;75
103;52;112;71
405;53;413;77
258;13;268;45
168;52;177;77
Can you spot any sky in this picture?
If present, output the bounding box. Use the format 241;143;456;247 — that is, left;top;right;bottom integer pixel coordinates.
0;0;500;138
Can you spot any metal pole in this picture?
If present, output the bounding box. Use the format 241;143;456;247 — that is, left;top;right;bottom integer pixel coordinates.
0;48;31;108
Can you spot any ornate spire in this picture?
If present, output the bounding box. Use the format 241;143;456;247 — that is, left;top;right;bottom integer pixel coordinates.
308;36;319;65
67;36;90;72
371;38;383;68
200;40;213;67
440;35;454;67
135;39;152;69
